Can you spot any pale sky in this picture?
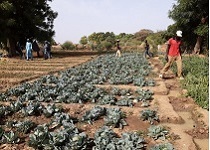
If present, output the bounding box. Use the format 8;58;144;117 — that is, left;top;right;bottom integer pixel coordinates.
50;0;176;44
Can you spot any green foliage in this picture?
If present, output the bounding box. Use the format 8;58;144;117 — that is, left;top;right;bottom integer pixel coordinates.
0;127;4;139
0;0;57;47
150;142;175;150
168;0;209;53
140;109;159;124
15;120;36;134
22;101;43;116
134;29;153;41
43;103;62;118
93;126;117;150
181;56;208;109
61;41;75;50
116;132;146;149
104;107;127;129
93;126;146;150
135;89;154;101
81;106;106;124
116;97;134;107
79;36;88;45
88;32;115;51
28;124;50;149
147;31;166;45
147;125;168;141
2;131;20;144
165;55;208;109
101;41;112;50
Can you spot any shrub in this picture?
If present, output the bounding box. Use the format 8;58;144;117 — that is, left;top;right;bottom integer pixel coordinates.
61;41;75;50
102;41;112;50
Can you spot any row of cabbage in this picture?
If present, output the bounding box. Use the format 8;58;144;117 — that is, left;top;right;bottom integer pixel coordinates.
1;53;155;104
0;53;174;149
0;100;173;149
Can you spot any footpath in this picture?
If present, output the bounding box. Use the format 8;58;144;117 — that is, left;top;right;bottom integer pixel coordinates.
148;56;209;150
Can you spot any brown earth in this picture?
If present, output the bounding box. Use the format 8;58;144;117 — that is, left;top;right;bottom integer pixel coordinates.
0;50;208;150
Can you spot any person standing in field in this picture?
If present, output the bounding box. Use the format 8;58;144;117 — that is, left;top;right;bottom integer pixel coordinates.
159;30;184;80
144;40;152;58
115;39;121;57
25;39;33;61
32;39;40;57
43;41;51;59
16;41;24;59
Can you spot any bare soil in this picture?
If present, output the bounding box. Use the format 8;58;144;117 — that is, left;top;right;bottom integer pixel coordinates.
0;50;208;150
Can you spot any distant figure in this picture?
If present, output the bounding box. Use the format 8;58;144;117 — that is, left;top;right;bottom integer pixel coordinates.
115;40;121;57
25;39;33;61
43;41;51;59
16;41;24;59
157;44;161;51
32;40;40;57
144;40;152;58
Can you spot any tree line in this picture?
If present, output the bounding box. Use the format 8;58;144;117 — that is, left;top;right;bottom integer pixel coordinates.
0;0;208;56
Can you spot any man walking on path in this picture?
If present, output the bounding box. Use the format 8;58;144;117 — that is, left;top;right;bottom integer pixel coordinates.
144;40;152;58
159;30;184;80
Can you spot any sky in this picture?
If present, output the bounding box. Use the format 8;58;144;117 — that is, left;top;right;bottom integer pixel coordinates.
50;0;176;44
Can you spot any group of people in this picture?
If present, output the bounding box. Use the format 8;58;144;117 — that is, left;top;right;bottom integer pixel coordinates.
16;39;52;60
115;30;184;80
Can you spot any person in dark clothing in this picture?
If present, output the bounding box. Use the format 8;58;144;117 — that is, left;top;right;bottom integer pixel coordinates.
43;41;51;59
32;40;40;57
16;41;24;59
144;40;152;58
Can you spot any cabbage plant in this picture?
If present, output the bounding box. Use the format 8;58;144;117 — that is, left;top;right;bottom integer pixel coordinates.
147;125;168;141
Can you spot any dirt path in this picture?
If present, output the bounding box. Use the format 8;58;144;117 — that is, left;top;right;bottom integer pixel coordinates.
148;57;209;150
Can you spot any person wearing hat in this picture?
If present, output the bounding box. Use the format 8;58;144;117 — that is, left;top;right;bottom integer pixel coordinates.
159;30;184;80
115;39;121;57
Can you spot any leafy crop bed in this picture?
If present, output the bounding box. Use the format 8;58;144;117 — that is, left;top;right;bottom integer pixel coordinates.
0;53;183;149
170;55;209;109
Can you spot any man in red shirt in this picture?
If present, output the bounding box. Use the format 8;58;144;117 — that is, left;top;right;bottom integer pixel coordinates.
159;30;184;80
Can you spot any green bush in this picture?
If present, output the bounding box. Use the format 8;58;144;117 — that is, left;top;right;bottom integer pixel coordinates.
102;41;112;50
61;41;75;50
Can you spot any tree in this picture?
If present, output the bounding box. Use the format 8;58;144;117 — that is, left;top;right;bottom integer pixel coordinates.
134;29;153;41
88;32;116;51
61;41;75;50
168;0;209;54
0;0;58;56
79;36;88;45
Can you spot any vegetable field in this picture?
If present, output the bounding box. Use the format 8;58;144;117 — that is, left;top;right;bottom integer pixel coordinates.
0;50;208;150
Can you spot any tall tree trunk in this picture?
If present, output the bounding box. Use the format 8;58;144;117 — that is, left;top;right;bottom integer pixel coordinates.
7;38;17;57
193;36;202;54
193;16;208;55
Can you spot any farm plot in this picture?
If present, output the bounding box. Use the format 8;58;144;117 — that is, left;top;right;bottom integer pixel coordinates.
0;52;208;150
0;50;97;92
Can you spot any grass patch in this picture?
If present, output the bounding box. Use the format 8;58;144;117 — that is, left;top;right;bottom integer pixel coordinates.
168;55;209;110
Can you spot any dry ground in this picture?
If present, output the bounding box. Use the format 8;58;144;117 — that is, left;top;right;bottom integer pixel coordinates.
0;50;208;150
